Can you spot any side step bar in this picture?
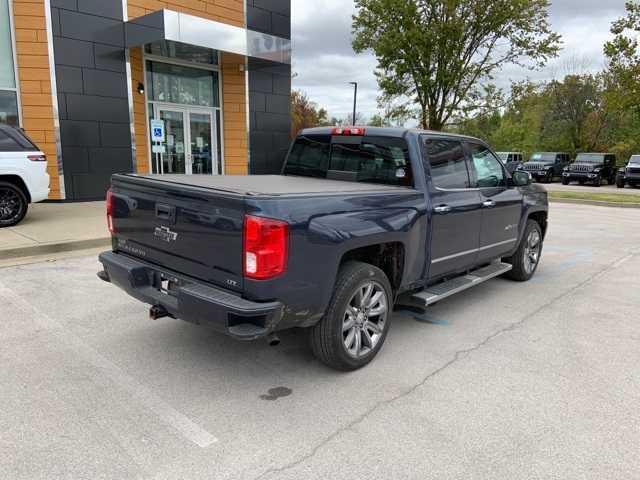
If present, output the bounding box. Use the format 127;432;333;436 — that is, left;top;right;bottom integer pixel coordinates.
409;262;513;307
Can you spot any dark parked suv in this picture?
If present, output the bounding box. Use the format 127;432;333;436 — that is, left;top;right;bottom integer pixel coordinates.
616;155;640;188
518;152;571;183
562;153;617;186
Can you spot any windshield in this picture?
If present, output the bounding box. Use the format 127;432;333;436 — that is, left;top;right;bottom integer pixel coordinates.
529;153;555;163
284;134;413;187
497;152;509;161
629;156;640;165
575;154;604;163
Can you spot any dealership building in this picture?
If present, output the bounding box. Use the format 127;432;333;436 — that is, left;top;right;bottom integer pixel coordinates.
0;0;291;200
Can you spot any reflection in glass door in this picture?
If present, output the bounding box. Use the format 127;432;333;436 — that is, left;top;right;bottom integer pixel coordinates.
189;111;214;174
151;105;218;175
157;109;186;174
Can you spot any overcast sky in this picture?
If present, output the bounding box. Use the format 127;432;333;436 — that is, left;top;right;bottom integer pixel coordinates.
291;0;628;122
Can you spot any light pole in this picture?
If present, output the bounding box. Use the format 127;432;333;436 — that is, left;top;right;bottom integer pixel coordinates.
349;82;358;125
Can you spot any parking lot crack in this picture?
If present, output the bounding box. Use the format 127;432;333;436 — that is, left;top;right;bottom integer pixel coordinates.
251;250;638;480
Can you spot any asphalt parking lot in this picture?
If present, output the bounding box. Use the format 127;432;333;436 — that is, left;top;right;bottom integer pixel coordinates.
1;203;639;479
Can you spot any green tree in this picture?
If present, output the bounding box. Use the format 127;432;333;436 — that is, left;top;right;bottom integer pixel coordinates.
352;0;561;130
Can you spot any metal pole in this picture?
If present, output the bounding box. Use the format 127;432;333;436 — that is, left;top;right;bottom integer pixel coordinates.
350;82;358;125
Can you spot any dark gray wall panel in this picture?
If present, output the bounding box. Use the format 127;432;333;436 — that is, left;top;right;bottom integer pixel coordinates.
51;1;132;200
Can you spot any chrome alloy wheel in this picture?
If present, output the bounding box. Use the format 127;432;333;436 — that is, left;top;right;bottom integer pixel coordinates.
0;187;22;223
342;281;388;359
523;229;542;275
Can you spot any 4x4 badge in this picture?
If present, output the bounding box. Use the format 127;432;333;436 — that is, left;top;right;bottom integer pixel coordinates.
154;226;178;243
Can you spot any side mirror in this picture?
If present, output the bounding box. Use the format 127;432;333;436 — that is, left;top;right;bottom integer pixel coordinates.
512;171;531;187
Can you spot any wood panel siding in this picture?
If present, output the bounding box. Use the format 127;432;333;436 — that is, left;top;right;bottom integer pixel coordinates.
12;0;61;199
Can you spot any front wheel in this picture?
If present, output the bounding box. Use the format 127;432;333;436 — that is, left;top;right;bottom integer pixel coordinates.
504;220;543;282
617;179;625;189
310;261;393;371
593;176;602;187
0;181;29;228
562;177;569;185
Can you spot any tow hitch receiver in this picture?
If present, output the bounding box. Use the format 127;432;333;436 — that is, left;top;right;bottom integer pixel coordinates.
150;305;170;321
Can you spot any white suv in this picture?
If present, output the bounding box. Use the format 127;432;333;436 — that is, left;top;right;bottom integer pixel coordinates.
0;124;50;227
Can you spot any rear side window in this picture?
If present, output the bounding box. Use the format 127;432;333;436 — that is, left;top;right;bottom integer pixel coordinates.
284;134;412;187
423;138;470;189
0;126;38;152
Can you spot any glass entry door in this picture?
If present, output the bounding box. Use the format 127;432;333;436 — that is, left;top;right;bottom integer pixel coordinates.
151;105;218;175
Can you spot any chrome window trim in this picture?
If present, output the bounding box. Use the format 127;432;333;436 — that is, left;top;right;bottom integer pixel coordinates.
431;238;518;264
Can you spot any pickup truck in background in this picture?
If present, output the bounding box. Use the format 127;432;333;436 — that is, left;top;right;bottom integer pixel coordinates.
98;127;548;370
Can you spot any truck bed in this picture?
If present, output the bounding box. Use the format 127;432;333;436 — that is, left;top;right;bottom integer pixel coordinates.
118;174;409;197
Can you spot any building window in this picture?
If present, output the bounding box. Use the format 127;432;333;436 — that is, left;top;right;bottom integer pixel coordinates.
145;61;220;108
0;0;18;126
145;40;219;66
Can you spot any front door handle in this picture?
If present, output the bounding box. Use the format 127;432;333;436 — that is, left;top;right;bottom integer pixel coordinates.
434;205;452;214
482;200;496;209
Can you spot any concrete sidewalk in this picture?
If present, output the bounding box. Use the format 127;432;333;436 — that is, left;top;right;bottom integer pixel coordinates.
0;202;109;260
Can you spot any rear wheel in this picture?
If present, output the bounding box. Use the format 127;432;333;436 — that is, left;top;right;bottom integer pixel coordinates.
504;220;543;282
0;181;28;228
310;261;392;371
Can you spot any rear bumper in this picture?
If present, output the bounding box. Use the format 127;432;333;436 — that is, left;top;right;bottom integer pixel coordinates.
98;251;283;340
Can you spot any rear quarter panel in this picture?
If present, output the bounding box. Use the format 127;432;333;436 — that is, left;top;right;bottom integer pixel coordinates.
244;190;427;329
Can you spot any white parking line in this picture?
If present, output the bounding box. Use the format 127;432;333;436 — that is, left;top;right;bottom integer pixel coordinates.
0;282;218;448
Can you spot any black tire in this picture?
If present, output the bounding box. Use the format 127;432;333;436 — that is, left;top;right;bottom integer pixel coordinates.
504;220;543;282
310;261;393;371
561;177;569;185
617;180;625;189
578;179;585;185
593;176;602;187
0;181;29;228
545;171;553;183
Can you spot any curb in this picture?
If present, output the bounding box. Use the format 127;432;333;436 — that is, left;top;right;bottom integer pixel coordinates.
0;237;111;261
549;198;640;209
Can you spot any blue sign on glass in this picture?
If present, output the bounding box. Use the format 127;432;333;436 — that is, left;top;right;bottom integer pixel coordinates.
151;119;165;142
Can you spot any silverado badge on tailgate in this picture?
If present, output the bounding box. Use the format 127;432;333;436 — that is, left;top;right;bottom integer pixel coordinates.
154;226;179;243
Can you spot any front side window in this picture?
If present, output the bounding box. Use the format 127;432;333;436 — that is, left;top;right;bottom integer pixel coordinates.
468;143;506;188
423;138;470;189
283;135;412;186
0;0;18;126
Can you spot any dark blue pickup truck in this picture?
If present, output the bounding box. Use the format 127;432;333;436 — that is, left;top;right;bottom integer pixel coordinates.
98;127;548;370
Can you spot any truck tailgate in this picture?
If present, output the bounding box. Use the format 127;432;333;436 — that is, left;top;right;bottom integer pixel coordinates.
110;175;245;292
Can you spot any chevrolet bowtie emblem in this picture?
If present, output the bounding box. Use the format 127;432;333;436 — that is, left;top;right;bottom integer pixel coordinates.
154;226;178;243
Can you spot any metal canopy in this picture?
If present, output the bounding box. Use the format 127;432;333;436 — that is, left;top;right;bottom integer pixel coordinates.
125;9;291;64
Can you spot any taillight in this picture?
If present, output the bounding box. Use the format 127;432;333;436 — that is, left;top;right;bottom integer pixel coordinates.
106;189;115;234
331;127;365;136
243;215;288;280
27;154;46;162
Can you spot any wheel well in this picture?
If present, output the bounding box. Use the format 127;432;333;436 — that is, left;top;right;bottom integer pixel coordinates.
340;242;405;293
528;211;548;238
0;175;31;203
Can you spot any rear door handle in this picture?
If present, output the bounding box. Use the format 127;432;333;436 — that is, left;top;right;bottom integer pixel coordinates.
482;200;496;209
434;205;452;214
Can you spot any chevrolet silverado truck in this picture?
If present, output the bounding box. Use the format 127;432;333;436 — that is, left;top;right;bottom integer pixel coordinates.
98;127;548;371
